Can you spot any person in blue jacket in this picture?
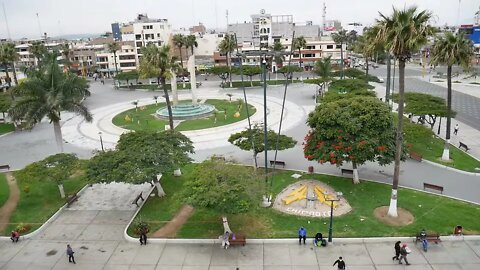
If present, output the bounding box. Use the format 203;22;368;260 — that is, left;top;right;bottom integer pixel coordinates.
298;227;307;245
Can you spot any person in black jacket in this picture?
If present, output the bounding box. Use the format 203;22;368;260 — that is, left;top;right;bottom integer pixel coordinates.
333;257;346;270
392;241;401;260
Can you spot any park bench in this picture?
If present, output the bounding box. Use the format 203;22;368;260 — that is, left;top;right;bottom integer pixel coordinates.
196;82;202;87
409;151;423;162
423;182;444;194
132;192;144;207
341;168;354;175
270;160;286;168
459;142;470;152
228;234;246;246
0;164;10;171
415;232;441;244
66;193;79;208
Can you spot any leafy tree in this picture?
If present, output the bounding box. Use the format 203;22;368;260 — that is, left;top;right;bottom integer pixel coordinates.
328;78;374;94
115;70;139;84
209;66;231;88
138;44;181;130
181;159;264;214
312;56;332;92
228;123;297;169
277;65;303;80
293;36;307;70
321;89;376;103
373;6;434;217
172;34;185;68
87;130;194;196
28;41;47;67
0;92;12;119
332;30;348;79
219;34;236;87
233;65;262;86
108;42;120;75
305;97;402;183
0;43;19;86
9;51;92;152
185;35;198;56
430;32;474;161
392;92;454;130
60;43;71;72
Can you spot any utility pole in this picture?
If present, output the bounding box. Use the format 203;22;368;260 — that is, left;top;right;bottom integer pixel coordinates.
36;12;43;40
322;3;326;36
226;10;229;27
2;2;11;40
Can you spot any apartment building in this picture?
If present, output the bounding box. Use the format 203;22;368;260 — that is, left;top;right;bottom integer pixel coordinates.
14;40;62;67
96;42;137;75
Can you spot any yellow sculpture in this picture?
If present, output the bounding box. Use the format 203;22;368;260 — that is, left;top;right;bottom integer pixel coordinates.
125;115;132;122
282;184;338;208
233;112;240;118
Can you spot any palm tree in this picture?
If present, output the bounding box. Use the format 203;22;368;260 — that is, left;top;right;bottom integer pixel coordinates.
29;41;47;67
219;34;236;87
60;43;71;73
430;33;474;161
354;27;383;81
332;30;348;79
172;34;185;68
271;41;285;68
313;56;332;93
8;51;92;152
138;44;180;130
108;41;121;76
185;35;198;57
293;36;307;71
373;6;434;217
0;43;19;86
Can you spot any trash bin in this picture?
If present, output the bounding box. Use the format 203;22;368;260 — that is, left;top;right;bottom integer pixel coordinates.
454;225;463;235
308;166;314;174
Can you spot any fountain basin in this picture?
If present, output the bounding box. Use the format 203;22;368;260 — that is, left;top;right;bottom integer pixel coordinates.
155;104;216;120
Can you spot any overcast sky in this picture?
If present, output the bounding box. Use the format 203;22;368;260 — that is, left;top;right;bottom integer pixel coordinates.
1;0;479;39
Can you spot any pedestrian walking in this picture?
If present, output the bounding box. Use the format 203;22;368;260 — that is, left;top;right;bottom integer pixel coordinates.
392;241;401;261
10;231;19;243
139;232;147;245
333;256;346;270
66;244;76;264
454;124;459;135
298;227;307;245
399;244;411;265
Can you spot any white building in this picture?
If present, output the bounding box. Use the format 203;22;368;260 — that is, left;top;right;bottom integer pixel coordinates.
96;43;137;74
132;14;172;65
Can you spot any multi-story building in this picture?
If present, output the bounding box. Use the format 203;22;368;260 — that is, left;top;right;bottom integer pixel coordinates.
96;42;137;75
132;14;172;65
14;40;62;67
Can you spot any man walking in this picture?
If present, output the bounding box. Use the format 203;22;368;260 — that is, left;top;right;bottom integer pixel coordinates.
454;124;459;135
66;244;76;264
392;241;401;261
333;256;346;270
298;227;307;245
399;244;410;265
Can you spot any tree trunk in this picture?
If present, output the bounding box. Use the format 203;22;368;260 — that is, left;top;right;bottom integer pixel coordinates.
53;120;64;153
442;65;452;161
162;79;174;130
340;44;344;80
299;49;303;81
58;183;65;198
170;71;178;106
11;63;18;85
250;76;253;87
174;168;182;176
179;47;184;69
113;52;118;75
228;53;233;87
4;65;11;87
365;58;369;82
387;59;406;218
188;55;198;105
154;181;166;197
253;152;257;171
352;162;360;184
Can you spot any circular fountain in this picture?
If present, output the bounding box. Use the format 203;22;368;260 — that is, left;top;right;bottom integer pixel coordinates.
155;104;216;120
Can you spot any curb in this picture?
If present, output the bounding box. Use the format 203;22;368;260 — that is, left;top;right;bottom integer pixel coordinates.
123;185;156;243
422;159;480;176
0;131;14;138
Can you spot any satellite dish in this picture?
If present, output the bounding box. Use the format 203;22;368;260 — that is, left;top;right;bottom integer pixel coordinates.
260;9;265;15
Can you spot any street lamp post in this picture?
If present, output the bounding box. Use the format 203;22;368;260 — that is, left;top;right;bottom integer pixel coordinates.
98;131;104;152
325;191;342;243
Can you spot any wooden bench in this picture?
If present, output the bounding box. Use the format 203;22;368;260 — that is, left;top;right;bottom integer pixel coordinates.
415;232;441;244
270;160;286;168
229;234;246;246
66;193;79;208
0;164;10;171
132;192;144;207
423;182;444;194
341;168;354;175
459;142;470;152
409;151;423;162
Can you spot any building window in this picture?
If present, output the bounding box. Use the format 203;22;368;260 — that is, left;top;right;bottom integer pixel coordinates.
327;45;334;49
306;45;316;49
136;42;143;47
135;34;141;40
143;25;153;30
336;44;342;49
120;62;136;67
157;33;161;38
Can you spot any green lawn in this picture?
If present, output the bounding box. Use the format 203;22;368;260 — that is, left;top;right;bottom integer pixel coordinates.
0;173;9;207
0;123;15;135
129;165;480;239
0;171;88;236
403;119;480;172
112;99;256;132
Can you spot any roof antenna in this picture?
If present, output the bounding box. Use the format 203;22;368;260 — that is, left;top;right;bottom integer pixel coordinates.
2;2;11;40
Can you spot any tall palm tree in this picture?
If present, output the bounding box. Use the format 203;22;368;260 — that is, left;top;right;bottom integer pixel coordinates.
313;56;332;93
8;51;92;152
139;44;180;130
331;30;348;79
185;35;198;57
0;43;19;86
60;43;71;73
354;27;383;81
173;34;185;68
29;41;47;67
271;41;285;68
293;36;307;71
219;34;236;87
430;33;474;161
108;41;121;76
373;6;434;217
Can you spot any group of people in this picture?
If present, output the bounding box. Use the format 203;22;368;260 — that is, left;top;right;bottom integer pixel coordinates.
392;241;411;265
297;227;325;247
